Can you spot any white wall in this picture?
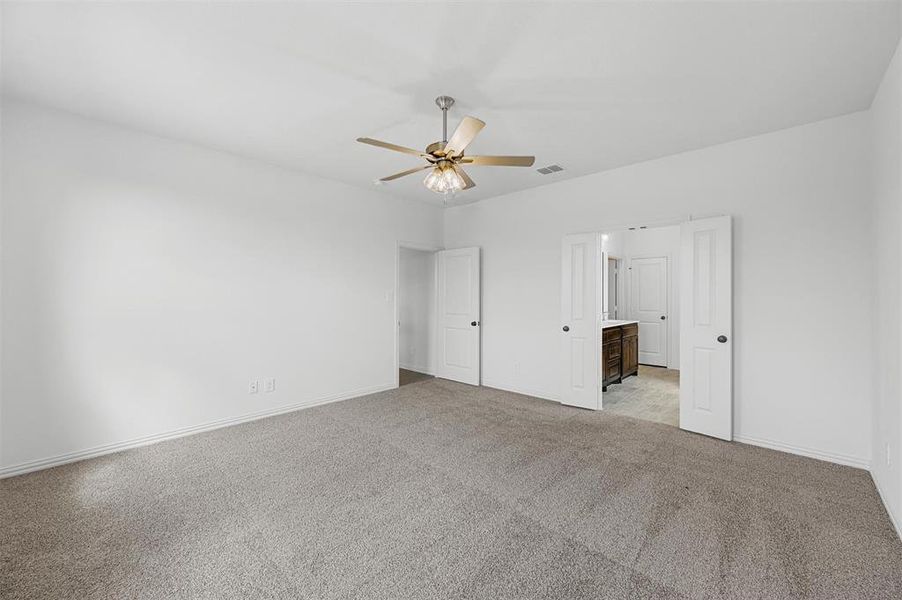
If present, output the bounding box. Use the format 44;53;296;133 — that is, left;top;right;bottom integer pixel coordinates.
0;92;889;489
445;111;874;468
621;225;681;369
0;101;443;474
871;33;902;535
398;247;435;374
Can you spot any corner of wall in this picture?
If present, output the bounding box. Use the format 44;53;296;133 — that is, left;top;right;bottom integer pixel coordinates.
868;27;902;541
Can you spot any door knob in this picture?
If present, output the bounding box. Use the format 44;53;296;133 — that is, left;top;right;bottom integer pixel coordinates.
717;335;728;343
471;321;478;327
660;316;666;320
562;325;570;332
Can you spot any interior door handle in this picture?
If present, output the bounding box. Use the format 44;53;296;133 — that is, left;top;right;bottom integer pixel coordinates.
717;335;728;343
562;325;570;332
660;316;666;320
471;321;479;327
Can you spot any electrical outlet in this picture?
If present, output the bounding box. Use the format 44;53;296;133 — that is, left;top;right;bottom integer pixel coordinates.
887;443;892;467
249;380;259;394
264;378;276;393
514;361;521;375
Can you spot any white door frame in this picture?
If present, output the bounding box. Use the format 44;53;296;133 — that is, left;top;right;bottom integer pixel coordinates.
395;241;443;388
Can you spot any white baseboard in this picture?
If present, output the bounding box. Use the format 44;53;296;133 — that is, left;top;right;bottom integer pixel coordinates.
0;382;395;479
734;434;870;470
871;471;902;541
476;382;871;472
480;386;871;472
482;379;560;403
399;363;434;376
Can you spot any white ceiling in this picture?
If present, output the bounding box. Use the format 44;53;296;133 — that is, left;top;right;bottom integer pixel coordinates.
2;1;899;206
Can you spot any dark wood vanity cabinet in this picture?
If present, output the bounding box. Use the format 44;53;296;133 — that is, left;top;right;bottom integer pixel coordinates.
602;327;622;389
621;324;639;378
601;323;639;391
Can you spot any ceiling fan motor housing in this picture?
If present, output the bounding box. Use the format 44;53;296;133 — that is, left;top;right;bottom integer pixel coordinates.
426;140;450;157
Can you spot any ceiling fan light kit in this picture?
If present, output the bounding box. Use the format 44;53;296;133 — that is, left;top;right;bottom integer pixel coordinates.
357;96;535;195
424;163;464;194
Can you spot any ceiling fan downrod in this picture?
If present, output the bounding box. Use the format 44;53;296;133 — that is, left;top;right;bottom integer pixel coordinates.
435;95;455;143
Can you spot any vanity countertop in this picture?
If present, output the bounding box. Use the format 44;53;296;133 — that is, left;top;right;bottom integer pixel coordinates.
601;320;639;329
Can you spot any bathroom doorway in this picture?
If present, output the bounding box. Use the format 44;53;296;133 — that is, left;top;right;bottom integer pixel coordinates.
600;226;680;426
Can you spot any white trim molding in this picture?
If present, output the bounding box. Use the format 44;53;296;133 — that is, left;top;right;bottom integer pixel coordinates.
871;472;902;542
734;434;870;470
0;383;395;479
399;363;435;376
482;380;560;404
479;385;871;471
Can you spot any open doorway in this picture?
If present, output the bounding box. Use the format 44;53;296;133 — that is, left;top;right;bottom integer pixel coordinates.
561;217;732;440
600;225;681;427
398;246;436;387
396;244;482;388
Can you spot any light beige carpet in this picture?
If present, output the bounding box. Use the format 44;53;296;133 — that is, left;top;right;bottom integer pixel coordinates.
2;378;900;599
603;365;680;427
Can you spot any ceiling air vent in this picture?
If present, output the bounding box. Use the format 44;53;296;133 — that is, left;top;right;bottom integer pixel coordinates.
536;164;564;175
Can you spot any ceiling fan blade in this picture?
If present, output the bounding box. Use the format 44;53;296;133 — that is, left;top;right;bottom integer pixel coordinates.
452;165;476;190
380;164;432;182
444;116;485;157
459;155;535;167
357;137;428;158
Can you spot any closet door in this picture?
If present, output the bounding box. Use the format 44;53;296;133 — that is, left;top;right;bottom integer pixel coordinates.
436;247;480;385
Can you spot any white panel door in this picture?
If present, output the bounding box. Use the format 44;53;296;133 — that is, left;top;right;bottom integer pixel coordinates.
560;233;599;410
680;216;732;440
631;257;669;367
436;247;481;385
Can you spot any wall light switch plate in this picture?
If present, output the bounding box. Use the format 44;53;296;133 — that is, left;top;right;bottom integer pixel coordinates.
264;378;276;393
249;380;259;394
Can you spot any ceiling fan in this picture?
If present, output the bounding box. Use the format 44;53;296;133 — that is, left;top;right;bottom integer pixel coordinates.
357;96;535;195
